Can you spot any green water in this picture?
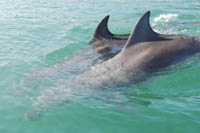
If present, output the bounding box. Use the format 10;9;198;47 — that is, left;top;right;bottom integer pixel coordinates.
1;0;200;132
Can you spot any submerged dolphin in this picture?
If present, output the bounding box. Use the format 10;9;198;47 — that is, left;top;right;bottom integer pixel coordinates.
26;11;200;120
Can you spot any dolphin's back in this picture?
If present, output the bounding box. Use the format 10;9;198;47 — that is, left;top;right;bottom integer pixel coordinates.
131;38;197;70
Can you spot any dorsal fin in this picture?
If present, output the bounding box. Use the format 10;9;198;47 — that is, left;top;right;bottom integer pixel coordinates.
93;15;113;39
123;11;164;49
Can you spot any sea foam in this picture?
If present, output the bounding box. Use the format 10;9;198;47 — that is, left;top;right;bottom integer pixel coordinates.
154;14;178;23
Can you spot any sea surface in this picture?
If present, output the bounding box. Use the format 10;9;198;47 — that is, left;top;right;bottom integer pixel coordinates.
0;0;200;132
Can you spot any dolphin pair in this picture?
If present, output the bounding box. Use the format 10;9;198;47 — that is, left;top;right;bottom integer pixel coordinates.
76;11;200;88
26;11;200;120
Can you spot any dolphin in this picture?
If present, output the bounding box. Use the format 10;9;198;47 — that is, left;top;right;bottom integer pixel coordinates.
26;11;200;120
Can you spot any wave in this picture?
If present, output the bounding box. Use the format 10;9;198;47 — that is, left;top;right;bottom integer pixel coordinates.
154;13;178;23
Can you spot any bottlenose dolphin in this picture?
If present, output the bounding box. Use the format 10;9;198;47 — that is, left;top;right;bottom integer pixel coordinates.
26;11;200;120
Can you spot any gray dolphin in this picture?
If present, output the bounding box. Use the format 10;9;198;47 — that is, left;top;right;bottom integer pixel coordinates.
26;11;200;120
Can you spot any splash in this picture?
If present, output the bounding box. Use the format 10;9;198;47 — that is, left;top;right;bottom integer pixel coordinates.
154;14;178;23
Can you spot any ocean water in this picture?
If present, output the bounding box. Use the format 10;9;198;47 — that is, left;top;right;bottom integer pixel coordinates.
1;0;200;132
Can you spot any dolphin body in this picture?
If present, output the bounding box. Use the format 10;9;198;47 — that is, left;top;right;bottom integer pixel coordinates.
26;11;200;120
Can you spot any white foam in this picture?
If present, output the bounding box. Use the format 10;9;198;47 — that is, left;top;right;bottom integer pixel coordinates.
154;14;178;23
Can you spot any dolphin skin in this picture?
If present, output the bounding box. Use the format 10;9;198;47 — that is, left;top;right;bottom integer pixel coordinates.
26;11;200;120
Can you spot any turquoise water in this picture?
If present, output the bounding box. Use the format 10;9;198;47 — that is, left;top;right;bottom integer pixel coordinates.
1;0;200;132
